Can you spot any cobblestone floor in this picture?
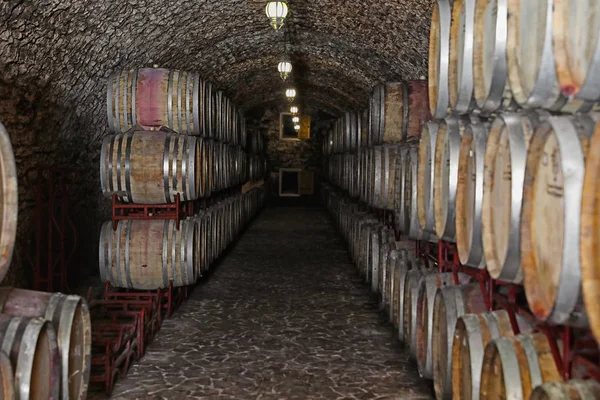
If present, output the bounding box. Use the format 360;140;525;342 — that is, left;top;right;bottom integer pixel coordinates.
110;207;433;400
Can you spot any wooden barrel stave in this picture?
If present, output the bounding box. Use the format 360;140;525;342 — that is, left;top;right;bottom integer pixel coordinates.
418;121;439;234
395;255;413;342
434;117;465;241
415;272;454;379
404;145;429;240
530;379;600;400
394;146;408;233
0;315;60;400
0;288;92;400
552;0;600;102
449;0;478;114
0;351;14;400
0;122;18;284
479;333;561;399
402;261;428;358
99;219;198;290
521;115;598;326
581;121;600;345
451;309;515;400
432;283;487;400
429;0;452;118
473;0;513;113
385;250;399;320
403;81;431;141
456;121;489;268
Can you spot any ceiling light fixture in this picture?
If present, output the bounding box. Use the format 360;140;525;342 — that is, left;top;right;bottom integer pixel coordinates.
265;2;288;30
285;88;296;102
278;58;292;81
290;106;299;114
292;116;300;123
294;124;301;131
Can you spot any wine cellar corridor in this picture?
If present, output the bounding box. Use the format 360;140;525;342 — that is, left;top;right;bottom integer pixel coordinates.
107;207;432;399
1;0;600;399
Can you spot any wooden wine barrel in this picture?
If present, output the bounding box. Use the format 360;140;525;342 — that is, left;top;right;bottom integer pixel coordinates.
0;315;60;400
394;146;408;233
0;351;14;400
482;112;545;284
0;288;91;400
418;121;439;234
521;115;598;326
368;228;382;287
553;0;600;103
415;272;453;379
473;0;512;113
403;145;424;240
451;310;515;400
107;68;213;136
581;121;600;345
394;254;413;341
449;0;477;114
99;219;198;289
479;333;561;399
0;122;17;284
432;283;487;400
530;380;600;400
360;108;369;148
377;145;400;211
433;117;466;241
385;250;399;319
100;128;210;203
402;261;428;358
456;121;489;269
506;0;594;112
429;0;452;118
374;234;390;296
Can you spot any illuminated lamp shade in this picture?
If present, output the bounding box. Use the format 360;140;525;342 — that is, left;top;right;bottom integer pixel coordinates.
292;116;300;123
265;2;288;30
290;106;299;114
285;88;296;102
278;60;292;81
294;124;301;131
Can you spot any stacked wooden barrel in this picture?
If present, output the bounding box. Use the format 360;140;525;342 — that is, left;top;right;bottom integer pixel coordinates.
100;67;265;290
0;120;92;399
324;1;600;399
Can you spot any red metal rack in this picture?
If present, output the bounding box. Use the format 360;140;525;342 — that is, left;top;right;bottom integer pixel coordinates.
428;239;600;382
111;193;195;230
25;166;78;293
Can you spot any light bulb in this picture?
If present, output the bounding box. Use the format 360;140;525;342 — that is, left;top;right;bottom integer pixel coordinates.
265;2;288;30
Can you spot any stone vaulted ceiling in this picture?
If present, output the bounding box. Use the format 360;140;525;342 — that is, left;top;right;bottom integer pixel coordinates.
0;0;431;120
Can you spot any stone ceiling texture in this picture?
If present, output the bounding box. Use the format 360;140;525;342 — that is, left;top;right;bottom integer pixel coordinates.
0;0;431;286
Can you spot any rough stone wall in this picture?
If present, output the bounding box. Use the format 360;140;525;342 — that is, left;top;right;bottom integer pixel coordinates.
0;0;430;287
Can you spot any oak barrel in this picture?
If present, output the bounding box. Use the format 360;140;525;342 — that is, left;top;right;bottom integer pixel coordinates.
415;272;453;379
552;0;600;102
473;0;512;113
506;0;594;112
451;310;515;400
581;121;600;345
0;315;60;400
404;145;425;240
100;128;210;203
99;219;198;289
521;115;598;326
530;380;600;400
433;117;465;242
383;250;399;316
0;351;14;400
418;121;439;234
0;122;17;284
429;0;452;118
370;82;430;144
107;68;213;136
0;288;91;400
432;283;487;400
395;255;413;341
393;146;408;233
402;261;428;357
449;0;477;114
456;121;488;269
479;333;561;399
377;145;400;211
482;112;546;284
